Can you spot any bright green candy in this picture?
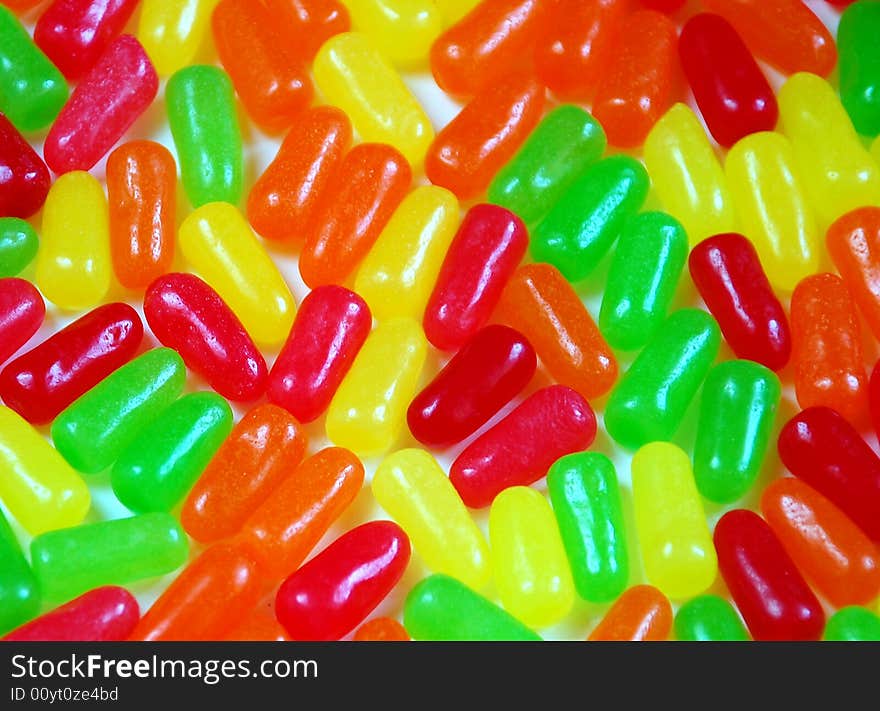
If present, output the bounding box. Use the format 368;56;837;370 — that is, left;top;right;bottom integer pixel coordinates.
30;512;188;603
404;574;542;641
674;594;750;641
0;509;40;634
0;7;67;132
824;606;880;641
547;452;628;603
488;105;606;225
531;155;649;282
52;348;186;474
694;360;780;504
838;1;880;136
166;65;243;207
111;391;233;513
605;309;720;450
599;211;688;351
0;218;39;277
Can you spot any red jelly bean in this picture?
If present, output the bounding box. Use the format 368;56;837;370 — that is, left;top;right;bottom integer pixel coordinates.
714;509;824;641
424;204;528;352
688;233;791;372
0;302;143;424
450;384;596;508
43;34;158;173
407;324;537;448
144;273;267;402
0;277;44;366
267;285;371;423
640;0;685;12
0;113;50;219
872;361;880;441
275;521;410;641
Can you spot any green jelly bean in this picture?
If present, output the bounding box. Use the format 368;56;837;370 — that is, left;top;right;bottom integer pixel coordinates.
547;452;628;603
0;218;39;277
112;391;233;513
52;348;186;474
674;594;750;641
0;7;67;132
694;360;780;504
838;1;880;137
166;65;243;207
605;309;720;450
599;211;688;351
31;512;188;603
488;105;606;225
824;606;880;641
531;155;649;282
0;509;40;634
404;574;542;641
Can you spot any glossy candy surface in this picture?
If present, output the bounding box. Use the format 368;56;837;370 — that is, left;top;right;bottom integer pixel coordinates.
353;617;409;641
137;0;221;77
673;595;750;641
224;604;290;642
838;1;880;136
0;509;39;634
0;115;50;219
0;278;44;365
587;585;672;641
824;607;880;641
828;207;880;341
346;0;442;66
266;0;350;63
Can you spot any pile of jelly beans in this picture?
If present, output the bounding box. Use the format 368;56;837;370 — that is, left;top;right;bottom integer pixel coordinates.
2;0;880;643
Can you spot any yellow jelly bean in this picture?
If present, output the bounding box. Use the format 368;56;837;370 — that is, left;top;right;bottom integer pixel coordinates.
345;0;444;66
35;171;111;311
313;32;435;167
644;103;737;246
178;202;295;347
137;0;220;76
373;448;490;590
872;136;880;166
354;185;459;321
0;407;90;536
631;442;717;600
326;317;427;456
440;0;480;25
725;132;819;293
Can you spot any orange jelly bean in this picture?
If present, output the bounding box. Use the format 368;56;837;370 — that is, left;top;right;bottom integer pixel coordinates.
265;0;350;64
587;585;673;641
353;616;410;641
224;602;290;641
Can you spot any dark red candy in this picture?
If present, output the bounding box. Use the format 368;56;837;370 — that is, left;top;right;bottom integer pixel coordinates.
0;113;50;219
0;277;45;366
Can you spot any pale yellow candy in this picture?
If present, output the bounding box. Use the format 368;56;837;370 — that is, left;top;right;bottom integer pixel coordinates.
644;103;737;246
355;186;459;321
872;136;880;166
36;171;111;311
178;202;296;347
725;132;820;293
326;318;427;456
137;0;220;76
344;0;444;66
373;448;490;590
488;486;575;630
631;442;717;600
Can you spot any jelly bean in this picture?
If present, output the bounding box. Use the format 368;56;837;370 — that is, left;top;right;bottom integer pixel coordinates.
2;587;138;642
407;325;536;447
592;10;677;148
2;0;44;11
725;132;819;293
0;7;67;132
181;403;306;544
0;509;39;634
224;604;290;642
178;202;296;347
490;486;574;628
275;521;410;641
0;302;144;425
875;136;880;165
404;574;541;641
547;452;628;603
212;0;312;133
144;273;268;402
694;361;780;504
35;171;111;311
824;607;880;642
137;0;220;76
599;211;688;352
640;0;683;10
495;263;618;400
828;207;880;341
300;143;412;288
31;512;188;603
425;71;545;201
587;585;673;642
0;114;50;219
247;106;352;243
701;0;836;77
450;385;596;509
674;595;750;642
326;318;427;456
604;309;720;450
631;443;717;599
353;617;409;641
372;449;490;591
241;447;364;581
51;348;186;474
438;0;481;25
354;185;459;321
111;392;234;513
424;204;527;351
531;156;649;282
873;360;880;440
0;278;44;365
346;0;443;66
314;32;434;167
688;233;791;371
714;509;825;641
265;0;350;63
106;141;176;291
0;219;37;277
35;0;140;79
166;65;242;207
838;1;880;136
